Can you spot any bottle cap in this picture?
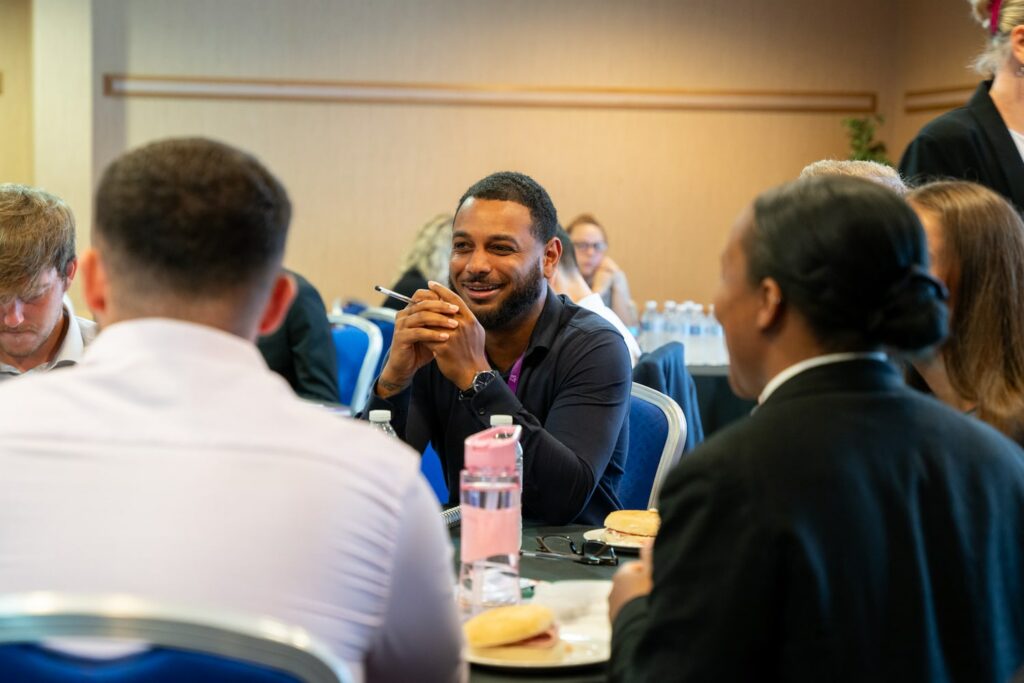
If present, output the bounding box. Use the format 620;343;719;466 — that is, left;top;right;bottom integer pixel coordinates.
489;414;513;426
369;410;391;423
465;426;519;471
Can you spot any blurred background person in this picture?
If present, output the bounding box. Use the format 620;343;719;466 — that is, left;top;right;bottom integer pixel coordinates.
800;159;908;194
900;0;1024;211
566;213;638;329
382;213;453;310
550;225;641;366
257;269;340;404
608;176;1024;682
908;180;1024;445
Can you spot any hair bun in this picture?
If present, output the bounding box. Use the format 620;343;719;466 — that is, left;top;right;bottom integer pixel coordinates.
867;268;949;350
969;0;994;28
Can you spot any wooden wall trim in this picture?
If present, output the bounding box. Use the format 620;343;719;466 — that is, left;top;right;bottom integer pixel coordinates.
904;84;976;113
104;73;877;114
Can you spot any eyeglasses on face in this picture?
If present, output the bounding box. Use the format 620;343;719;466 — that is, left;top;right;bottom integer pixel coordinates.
572;241;607;254
535;534;618;566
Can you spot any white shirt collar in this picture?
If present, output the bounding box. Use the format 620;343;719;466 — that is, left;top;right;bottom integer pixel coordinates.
83;317;264;369
758;351;887;405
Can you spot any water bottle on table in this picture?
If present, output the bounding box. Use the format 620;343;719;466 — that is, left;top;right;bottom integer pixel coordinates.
368;410;397;438
459;424;523;615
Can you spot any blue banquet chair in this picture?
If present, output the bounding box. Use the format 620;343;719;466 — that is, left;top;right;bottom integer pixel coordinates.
327;314;382;415
617;383;687;510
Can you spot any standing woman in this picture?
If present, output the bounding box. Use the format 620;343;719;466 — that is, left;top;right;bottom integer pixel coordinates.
566;214;638;328
908;180;1024;445
899;0;1024;211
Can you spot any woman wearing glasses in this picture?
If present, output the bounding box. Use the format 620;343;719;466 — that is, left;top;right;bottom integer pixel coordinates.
607;176;1024;682
566;214;638;329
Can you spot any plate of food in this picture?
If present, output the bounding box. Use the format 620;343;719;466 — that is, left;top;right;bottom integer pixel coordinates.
583;509;660;551
464;581;612;668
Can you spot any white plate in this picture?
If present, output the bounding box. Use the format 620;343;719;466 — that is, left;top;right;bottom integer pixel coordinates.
466;580;611;669
583;527;647;551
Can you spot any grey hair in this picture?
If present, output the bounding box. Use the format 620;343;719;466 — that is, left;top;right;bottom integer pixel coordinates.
799;159;908;195
969;0;1024;75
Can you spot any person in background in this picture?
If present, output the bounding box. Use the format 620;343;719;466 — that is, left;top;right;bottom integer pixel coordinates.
566;213;638;328
257;269;340;404
549;225;641;366
908;180;1024;446
382;213;453;310
0;184;97;381
608;176;1024;682
800;158;908;194
899;0;1024;211
367;171;631;525
0;138;463;682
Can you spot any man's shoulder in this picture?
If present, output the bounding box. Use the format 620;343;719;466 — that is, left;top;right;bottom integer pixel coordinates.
555;297;625;342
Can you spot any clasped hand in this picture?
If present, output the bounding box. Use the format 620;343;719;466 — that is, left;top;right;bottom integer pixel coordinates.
376;281;489;397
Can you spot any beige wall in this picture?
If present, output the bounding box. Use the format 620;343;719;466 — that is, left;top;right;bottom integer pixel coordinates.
20;0;996;310
0;0;33;184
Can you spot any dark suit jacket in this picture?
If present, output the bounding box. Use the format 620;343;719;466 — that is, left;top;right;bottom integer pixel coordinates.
611;359;1024;683
257;272;340;404
632;341;704;452
900;80;1024;213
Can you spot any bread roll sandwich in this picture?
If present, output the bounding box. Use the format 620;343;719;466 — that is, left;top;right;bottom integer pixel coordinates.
464;604;564;661
603;509;660;545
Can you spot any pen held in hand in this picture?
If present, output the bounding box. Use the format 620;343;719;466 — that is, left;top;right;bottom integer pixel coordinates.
374;285;415;306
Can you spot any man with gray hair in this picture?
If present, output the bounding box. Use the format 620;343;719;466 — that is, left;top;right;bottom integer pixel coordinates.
0;184;97;380
799;159;908;195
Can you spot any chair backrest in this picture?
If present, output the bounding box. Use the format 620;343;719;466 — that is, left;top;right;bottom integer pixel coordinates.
618;384;686;510
327;314;382;414
358;307;398;378
632;341;705;452
0;592;351;683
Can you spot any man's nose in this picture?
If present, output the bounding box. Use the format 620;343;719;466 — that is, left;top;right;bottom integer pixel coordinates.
465;247;491;274
1;299;25;327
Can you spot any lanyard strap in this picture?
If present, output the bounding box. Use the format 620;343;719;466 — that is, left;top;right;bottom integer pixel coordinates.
506;354;526;396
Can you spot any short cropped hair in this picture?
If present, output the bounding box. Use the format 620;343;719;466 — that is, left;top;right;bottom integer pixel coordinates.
748;176;947;352
0;184;76;293
456;171;558;242
799;159;908;195
95;138;291;299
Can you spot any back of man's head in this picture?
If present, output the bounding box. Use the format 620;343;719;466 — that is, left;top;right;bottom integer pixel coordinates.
0;184;76;294
799;159;908;195
94;138;291;314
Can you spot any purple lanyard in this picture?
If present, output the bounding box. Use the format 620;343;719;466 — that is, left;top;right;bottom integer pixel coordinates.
506;354;525;396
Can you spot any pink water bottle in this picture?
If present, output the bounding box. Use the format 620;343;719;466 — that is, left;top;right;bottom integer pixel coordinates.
458;425;523;614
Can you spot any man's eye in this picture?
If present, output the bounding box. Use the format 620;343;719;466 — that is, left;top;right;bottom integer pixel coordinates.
491;244;514;253
453;242;471;252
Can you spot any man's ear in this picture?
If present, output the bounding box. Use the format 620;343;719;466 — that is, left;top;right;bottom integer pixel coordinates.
257;272;297;337
755;277;784;332
79;249;108;319
62;258;78;287
542;236;562;279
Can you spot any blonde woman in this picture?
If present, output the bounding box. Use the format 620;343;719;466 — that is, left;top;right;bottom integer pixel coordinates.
382;213;453;310
900;0;1024;210
908;180;1024;445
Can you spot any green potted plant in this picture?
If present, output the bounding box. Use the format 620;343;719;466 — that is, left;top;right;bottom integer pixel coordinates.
842;114;892;166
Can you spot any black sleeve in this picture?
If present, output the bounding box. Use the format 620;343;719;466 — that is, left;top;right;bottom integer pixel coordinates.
465;330;631;525
609;454;782;682
287;283;341;404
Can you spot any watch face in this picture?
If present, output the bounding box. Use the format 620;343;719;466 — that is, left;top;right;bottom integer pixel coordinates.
474;370;498;392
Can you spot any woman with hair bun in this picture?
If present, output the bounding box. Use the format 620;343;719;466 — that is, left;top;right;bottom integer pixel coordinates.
608;176;1024;683
900;0;1024;210
908;180;1024;444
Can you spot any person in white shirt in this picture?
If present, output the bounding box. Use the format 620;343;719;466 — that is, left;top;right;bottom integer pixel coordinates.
0;184;97;381
550;225;641;366
0;138;463;683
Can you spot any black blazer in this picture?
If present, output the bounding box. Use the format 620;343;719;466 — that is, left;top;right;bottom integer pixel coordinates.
257;272;340;404
900;80;1024;213
610;359;1024;683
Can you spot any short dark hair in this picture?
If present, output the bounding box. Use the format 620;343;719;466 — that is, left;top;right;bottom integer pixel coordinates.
554;225;578;273
95;137;291;298
748;175;947;352
456;171;558;242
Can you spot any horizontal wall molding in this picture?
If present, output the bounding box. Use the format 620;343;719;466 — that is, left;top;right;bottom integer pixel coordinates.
904;84;975;113
104;73;877;114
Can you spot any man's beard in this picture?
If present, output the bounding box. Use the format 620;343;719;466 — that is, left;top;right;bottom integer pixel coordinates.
452;261;543;331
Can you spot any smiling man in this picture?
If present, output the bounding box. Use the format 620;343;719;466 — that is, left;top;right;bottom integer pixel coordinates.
0;184;97;381
367;171;631;525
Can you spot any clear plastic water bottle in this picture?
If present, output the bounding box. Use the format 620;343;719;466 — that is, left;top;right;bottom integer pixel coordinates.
661;300;678;347
491;415;523;548
368;410;397;438
685;302;705;365
708;304;729;365
639;300;663;352
459;426;522;615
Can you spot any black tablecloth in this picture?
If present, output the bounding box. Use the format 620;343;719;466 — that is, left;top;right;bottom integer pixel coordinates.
451;524;619;683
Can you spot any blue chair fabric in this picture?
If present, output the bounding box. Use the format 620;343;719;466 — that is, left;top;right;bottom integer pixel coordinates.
420;442;449;504
358;307;397;379
617;384;686;510
632;341;704;452
328;314;382;414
